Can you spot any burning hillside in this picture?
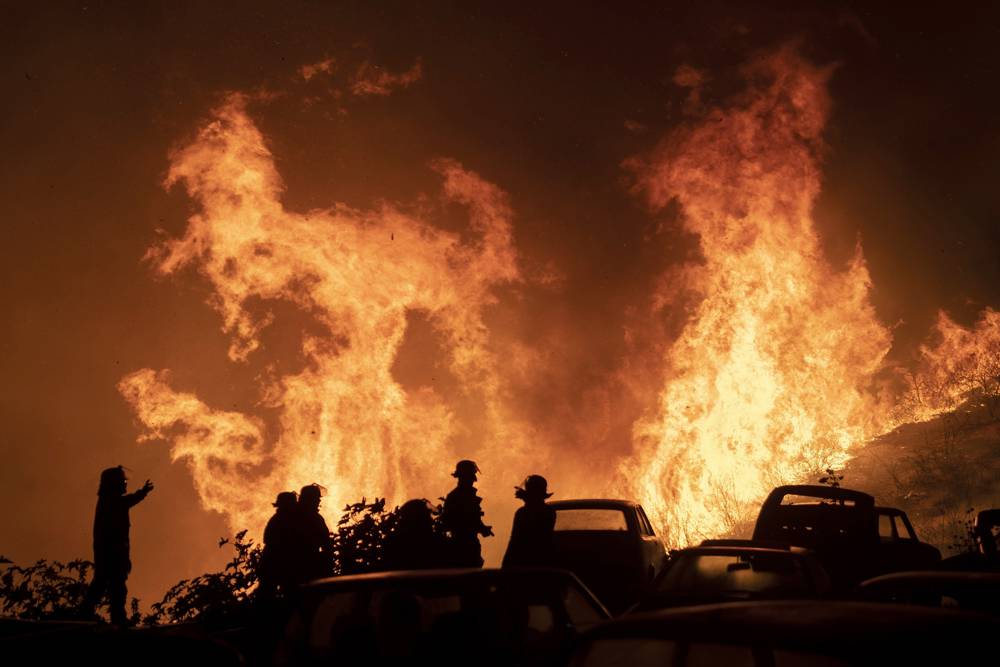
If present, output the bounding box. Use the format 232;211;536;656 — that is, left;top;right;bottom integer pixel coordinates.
119;46;1000;550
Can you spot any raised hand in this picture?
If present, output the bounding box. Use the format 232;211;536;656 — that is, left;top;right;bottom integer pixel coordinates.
142;479;155;494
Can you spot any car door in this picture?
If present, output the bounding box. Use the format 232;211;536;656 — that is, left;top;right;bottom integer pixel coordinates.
635;506;667;583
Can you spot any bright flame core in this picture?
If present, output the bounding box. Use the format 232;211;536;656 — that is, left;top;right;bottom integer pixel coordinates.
619;49;893;544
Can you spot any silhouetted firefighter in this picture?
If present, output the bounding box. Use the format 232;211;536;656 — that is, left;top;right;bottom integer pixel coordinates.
296;484;334;581
79;466;153;625
258;491;299;596
383;499;449;570
442;460;493;567
502;475;556;568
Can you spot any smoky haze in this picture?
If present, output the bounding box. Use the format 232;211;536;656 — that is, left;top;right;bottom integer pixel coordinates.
2;1;999;607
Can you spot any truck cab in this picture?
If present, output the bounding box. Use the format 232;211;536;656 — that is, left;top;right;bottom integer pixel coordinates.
752;485;939;589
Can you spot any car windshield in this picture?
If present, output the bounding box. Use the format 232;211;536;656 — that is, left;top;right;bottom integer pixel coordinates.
554;508;628;531
658;552;811;596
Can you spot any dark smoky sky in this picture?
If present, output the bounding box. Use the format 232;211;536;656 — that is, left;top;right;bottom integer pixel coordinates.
2;1;998;604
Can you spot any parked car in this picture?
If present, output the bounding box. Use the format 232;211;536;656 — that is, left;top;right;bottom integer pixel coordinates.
547;499;667;613
275;568;608;666
631;545;831;612
752;485;939;588
567;600;1000;666
857;571;1000;616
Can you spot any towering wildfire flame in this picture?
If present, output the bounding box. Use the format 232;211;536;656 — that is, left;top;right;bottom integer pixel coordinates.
121;49;999;549
119;94;533;533
618;49;894;544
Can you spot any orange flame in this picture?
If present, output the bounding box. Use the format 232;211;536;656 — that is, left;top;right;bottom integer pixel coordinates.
618;49;895;544
895;308;1000;423
119;93;532;534
121;51;1000;551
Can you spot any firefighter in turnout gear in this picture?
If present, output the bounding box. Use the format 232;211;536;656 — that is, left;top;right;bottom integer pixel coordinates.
442;460;493;567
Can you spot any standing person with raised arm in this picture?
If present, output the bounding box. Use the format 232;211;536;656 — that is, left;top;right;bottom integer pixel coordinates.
79;465;153;626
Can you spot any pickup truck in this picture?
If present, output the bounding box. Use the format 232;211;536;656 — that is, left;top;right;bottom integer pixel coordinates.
751;485;940;589
547;499;668;613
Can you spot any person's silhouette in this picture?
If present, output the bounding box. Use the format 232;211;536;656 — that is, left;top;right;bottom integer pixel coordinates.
79;466;153;625
258;491;299;596
383;499;449;570
441;460;493;567
295;484;334;581
502;475;556;569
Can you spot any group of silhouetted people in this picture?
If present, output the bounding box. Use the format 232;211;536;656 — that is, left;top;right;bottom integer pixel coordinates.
256;483;335;596
257;459;559;594
437;459;558;570
78;459;559;622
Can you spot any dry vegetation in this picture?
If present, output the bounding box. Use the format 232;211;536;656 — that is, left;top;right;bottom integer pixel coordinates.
845;410;1000;554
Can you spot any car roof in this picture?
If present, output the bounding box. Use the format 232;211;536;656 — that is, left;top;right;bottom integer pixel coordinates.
303;567;583;589
698;539;800;550
300;567;612;618
860;570;1000;587
698;537;815;554
673;546;806;558
587;600;999;653
765;485;875;504
548;499;639;510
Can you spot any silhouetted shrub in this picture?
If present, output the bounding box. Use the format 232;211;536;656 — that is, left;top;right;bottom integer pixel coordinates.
818;469;844;489
333;497;392;574
331;496;446;574
0;555;140;623
144;498;428;624
144;530;261;625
